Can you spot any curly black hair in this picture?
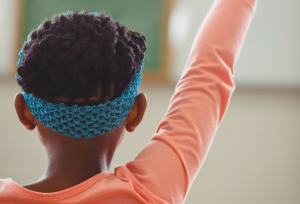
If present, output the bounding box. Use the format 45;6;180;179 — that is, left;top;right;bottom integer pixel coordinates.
17;11;147;106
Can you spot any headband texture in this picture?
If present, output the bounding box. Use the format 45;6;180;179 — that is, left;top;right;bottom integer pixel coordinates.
22;61;143;139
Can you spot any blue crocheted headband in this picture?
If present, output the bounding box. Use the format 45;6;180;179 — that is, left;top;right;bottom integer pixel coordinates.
16;11;144;139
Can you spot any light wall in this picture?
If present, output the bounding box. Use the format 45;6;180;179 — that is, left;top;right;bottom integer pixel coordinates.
0;0;21;76
1;0;299;88
169;0;300;88
0;0;14;75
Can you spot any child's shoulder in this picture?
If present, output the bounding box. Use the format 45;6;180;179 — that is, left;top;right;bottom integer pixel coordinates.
0;178;11;189
0;179;7;192
0;178;7;186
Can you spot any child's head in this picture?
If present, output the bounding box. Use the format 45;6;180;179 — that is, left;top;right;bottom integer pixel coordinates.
14;11;147;150
17;11;146;105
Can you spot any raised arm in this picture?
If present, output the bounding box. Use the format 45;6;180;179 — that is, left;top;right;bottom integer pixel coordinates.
115;0;257;203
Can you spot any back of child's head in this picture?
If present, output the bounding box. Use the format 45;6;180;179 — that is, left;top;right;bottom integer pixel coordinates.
17;11;147;106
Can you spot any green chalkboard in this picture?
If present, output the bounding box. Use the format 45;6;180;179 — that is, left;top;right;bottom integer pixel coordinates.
22;0;165;71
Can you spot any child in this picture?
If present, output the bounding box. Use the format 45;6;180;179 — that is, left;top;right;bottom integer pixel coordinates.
0;0;257;203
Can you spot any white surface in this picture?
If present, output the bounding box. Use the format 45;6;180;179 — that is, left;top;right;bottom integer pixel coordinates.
0;0;16;75
169;0;300;88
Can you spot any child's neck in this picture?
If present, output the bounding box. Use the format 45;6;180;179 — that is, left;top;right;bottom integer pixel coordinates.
22;125;124;193
43;144;110;183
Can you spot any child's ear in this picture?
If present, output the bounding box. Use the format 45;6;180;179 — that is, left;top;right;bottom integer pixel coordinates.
14;93;36;130
125;93;147;132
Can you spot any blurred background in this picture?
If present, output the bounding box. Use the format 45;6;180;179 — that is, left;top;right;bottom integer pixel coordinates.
0;0;299;203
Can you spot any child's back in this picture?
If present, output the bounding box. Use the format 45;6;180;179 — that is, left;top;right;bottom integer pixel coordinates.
0;0;257;203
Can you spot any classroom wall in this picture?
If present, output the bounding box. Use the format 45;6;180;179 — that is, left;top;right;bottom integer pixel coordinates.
169;0;300;88
1;0;299;88
0;0;15;75
0;0;22;77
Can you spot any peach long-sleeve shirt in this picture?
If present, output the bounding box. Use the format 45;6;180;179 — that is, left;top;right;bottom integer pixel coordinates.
0;0;257;203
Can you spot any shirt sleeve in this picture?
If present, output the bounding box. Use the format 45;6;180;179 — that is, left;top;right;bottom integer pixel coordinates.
114;0;257;203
